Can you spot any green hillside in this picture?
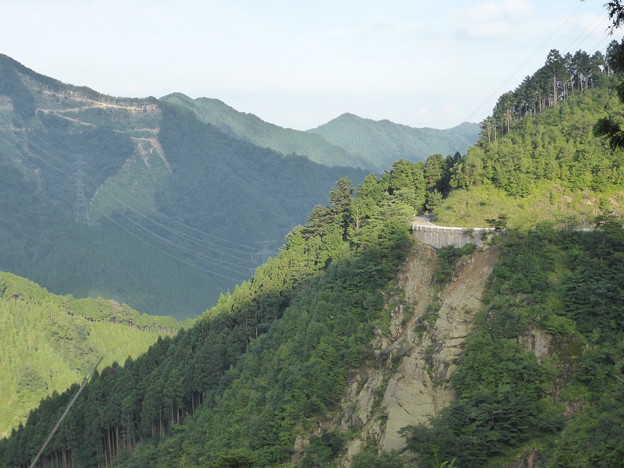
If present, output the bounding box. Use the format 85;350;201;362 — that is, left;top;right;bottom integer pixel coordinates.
3;158;624;467
0;53;366;318
0;165;423;467
436;79;624;228
3;44;624;467
428;47;623;228
160;93;374;169
309;113;479;170
0;272;189;438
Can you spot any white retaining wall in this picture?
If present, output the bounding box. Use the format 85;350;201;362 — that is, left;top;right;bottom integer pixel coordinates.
410;223;496;249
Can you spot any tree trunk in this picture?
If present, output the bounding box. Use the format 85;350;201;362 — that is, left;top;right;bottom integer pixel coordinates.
552;75;558;104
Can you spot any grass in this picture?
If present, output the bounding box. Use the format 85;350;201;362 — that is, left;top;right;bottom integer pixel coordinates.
434;182;624;229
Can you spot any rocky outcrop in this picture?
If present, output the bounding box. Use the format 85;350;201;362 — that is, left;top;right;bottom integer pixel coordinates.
336;242;499;465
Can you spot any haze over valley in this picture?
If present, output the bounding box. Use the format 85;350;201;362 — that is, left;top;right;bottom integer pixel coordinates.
2;1;624;467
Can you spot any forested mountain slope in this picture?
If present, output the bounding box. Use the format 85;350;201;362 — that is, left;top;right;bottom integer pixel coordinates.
0;53;365;317
159;93;478;173
0;164;426;467
436;82;624;226
435;49;624;227
3;162;624;467
309;113;479;170
160;93;374;169
400;221;624;467
3;47;624;468
0;272;189;438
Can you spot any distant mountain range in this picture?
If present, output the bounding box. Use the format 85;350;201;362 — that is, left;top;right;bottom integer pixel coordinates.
310;113;479;170
4;46;624;468
161;93;479;171
160;93;374;169
0;53;478;318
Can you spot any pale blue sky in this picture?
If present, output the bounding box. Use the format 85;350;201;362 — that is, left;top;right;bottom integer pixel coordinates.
0;0;618;129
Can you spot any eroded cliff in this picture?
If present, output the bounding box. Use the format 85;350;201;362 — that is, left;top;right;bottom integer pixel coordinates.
332;241;500;464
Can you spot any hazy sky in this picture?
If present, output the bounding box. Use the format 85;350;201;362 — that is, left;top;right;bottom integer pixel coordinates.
0;0;618;130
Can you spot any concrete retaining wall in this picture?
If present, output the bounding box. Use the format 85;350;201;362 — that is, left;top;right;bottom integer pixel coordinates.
410;223;496;249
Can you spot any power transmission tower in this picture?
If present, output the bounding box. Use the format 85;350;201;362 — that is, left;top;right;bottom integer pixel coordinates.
73;157;90;225
251;240;275;265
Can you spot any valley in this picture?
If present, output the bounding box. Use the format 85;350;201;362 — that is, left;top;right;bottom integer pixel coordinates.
1;23;624;468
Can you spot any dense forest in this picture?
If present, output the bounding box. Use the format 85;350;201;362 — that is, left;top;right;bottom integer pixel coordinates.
403;219;624;466
482;47;611;139
434;46;624;228
452;83;621;198
0;53;366;317
0;158;434;467
0;272;189;438
3;28;624;468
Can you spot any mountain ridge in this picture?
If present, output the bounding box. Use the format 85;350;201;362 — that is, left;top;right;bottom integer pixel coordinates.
160;93;479;172
3;60;624;464
160;92;377;169
0;53;367;317
309;112;480;170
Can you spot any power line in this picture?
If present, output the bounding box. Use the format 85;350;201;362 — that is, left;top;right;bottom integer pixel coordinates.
29;357;103;468
72;156;90;225
462;1;603;124
36;140;257;260
0;110;258;257
0;112;267;277
0;113;256;282
121;214;253;278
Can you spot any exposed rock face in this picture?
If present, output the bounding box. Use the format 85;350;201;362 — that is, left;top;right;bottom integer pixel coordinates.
337;242;499;464
509;447;542;468
518;328;551;361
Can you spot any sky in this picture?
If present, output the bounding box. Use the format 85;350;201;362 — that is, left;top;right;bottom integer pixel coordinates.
0;0;620;130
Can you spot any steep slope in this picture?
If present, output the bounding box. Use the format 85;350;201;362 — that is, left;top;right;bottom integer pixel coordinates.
2;156;624;467
435;77;624;227
0;53;366;317
0;272;188;438
3;47;624;468
0;160;421;467
398;224;624;467
332;243;499;464
309;113;479;170
160;93;375;169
